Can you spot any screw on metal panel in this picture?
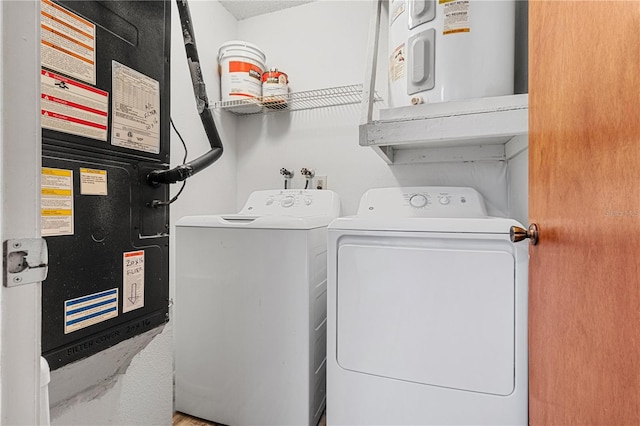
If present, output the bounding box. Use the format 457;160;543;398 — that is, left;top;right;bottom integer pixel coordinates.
13;276;22;283
12;242;21;249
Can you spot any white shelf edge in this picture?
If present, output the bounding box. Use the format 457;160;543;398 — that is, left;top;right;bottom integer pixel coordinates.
360;94;529;164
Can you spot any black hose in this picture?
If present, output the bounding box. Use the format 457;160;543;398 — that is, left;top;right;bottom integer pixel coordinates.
147;0;223;186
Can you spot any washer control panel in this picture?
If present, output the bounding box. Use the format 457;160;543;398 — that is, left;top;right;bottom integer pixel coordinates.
239;189;340;217
357;186;487;218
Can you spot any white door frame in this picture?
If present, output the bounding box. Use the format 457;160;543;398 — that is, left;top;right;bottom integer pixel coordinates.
1;1;42;424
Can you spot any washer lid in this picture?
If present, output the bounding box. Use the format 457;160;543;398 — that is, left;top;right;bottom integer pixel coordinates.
329;216;522;234
176;189;341;230
176;214;334;230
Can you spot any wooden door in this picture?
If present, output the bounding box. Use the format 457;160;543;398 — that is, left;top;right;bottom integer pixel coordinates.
529;0;640;424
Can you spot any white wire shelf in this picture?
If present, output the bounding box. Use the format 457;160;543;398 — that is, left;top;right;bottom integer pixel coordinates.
211;84;380;115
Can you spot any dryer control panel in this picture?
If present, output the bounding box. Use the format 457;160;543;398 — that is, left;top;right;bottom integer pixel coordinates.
357;186;487;218
240;189;341;217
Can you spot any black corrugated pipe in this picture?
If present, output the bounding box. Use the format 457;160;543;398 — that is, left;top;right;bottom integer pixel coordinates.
147;0;223;185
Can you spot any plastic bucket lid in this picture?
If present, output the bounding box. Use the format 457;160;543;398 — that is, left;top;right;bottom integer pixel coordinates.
218;40;266;64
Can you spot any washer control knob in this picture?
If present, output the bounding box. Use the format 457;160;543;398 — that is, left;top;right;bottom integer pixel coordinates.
281;196;295;208
304;197;313;206
409;194;428;208
266;198;274;206
439;196;450;205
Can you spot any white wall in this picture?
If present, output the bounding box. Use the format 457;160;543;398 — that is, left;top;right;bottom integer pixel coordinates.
50;1;238;424
234;0;514;217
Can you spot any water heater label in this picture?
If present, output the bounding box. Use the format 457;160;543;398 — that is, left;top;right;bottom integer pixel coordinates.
390;44;406;82
41;167;74;237
41;70;109;141
390;0;406;25
123;251;145;314
40;0;96;85
441;0;470;35
80;168;107;195
111;61;160;154
64;289;119;334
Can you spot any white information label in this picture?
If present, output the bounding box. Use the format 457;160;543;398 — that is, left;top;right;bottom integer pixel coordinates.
123;250;145;314
111;61;161;154
41;167;74;237
40;0;96;85
65;288;118;334
41;69;109;141
442;0;471;35
80;168;108;195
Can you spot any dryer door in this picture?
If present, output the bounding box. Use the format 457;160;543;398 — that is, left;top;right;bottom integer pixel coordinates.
336;233;516;396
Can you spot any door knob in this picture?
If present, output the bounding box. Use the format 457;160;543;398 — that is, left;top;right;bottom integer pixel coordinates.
510;223;539;245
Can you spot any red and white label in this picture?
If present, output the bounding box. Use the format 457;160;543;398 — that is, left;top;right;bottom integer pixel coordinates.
123;250;145;314
40;0;96;84
41;69;108;141
226;61;263;98
262;70;289;99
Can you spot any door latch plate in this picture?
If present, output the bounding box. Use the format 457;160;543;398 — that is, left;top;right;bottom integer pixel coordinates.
3;238;48;287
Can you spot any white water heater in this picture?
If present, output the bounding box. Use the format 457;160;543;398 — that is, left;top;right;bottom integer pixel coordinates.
388;0;515;107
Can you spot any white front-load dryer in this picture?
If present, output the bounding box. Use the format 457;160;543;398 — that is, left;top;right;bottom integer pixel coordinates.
175;190;340;426
327;187;528;425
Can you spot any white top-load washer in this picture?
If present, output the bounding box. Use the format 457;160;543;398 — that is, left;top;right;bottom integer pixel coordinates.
175;189;340;426
327;187;528;425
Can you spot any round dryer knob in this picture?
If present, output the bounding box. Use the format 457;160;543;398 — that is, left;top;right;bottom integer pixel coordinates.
439;196;450;205
304;197;313;206
409;194;428;208
281;196;295;207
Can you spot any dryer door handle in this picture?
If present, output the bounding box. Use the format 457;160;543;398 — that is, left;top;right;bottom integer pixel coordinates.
510;224;539;245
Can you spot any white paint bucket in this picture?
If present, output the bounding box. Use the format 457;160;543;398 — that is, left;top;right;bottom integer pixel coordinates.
218;40;266;112
388;0;515;107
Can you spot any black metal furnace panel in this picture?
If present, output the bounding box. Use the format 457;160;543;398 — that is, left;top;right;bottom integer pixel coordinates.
41;0;171;370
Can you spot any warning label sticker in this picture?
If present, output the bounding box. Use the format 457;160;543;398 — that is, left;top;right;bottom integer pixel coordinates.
40;0;96;85
111;61;161;154
65;288;118;334
390;44;406;82
123;251;145;314
441;0;471;35
41;69;108;141
390;0;406;25
80;168;107;195
41;167;74;237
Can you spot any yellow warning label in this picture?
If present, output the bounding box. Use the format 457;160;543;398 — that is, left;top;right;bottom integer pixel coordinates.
41;188;72;196
41;167;74;236
443;28;471;35
42;167;72;177
42;209;73;216
80;168;106;175
80;167;108;196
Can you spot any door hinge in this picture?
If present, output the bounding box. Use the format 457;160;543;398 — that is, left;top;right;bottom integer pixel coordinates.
3;238;48;287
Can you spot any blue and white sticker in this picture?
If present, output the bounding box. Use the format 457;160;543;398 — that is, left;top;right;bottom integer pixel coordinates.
64;288;118;334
